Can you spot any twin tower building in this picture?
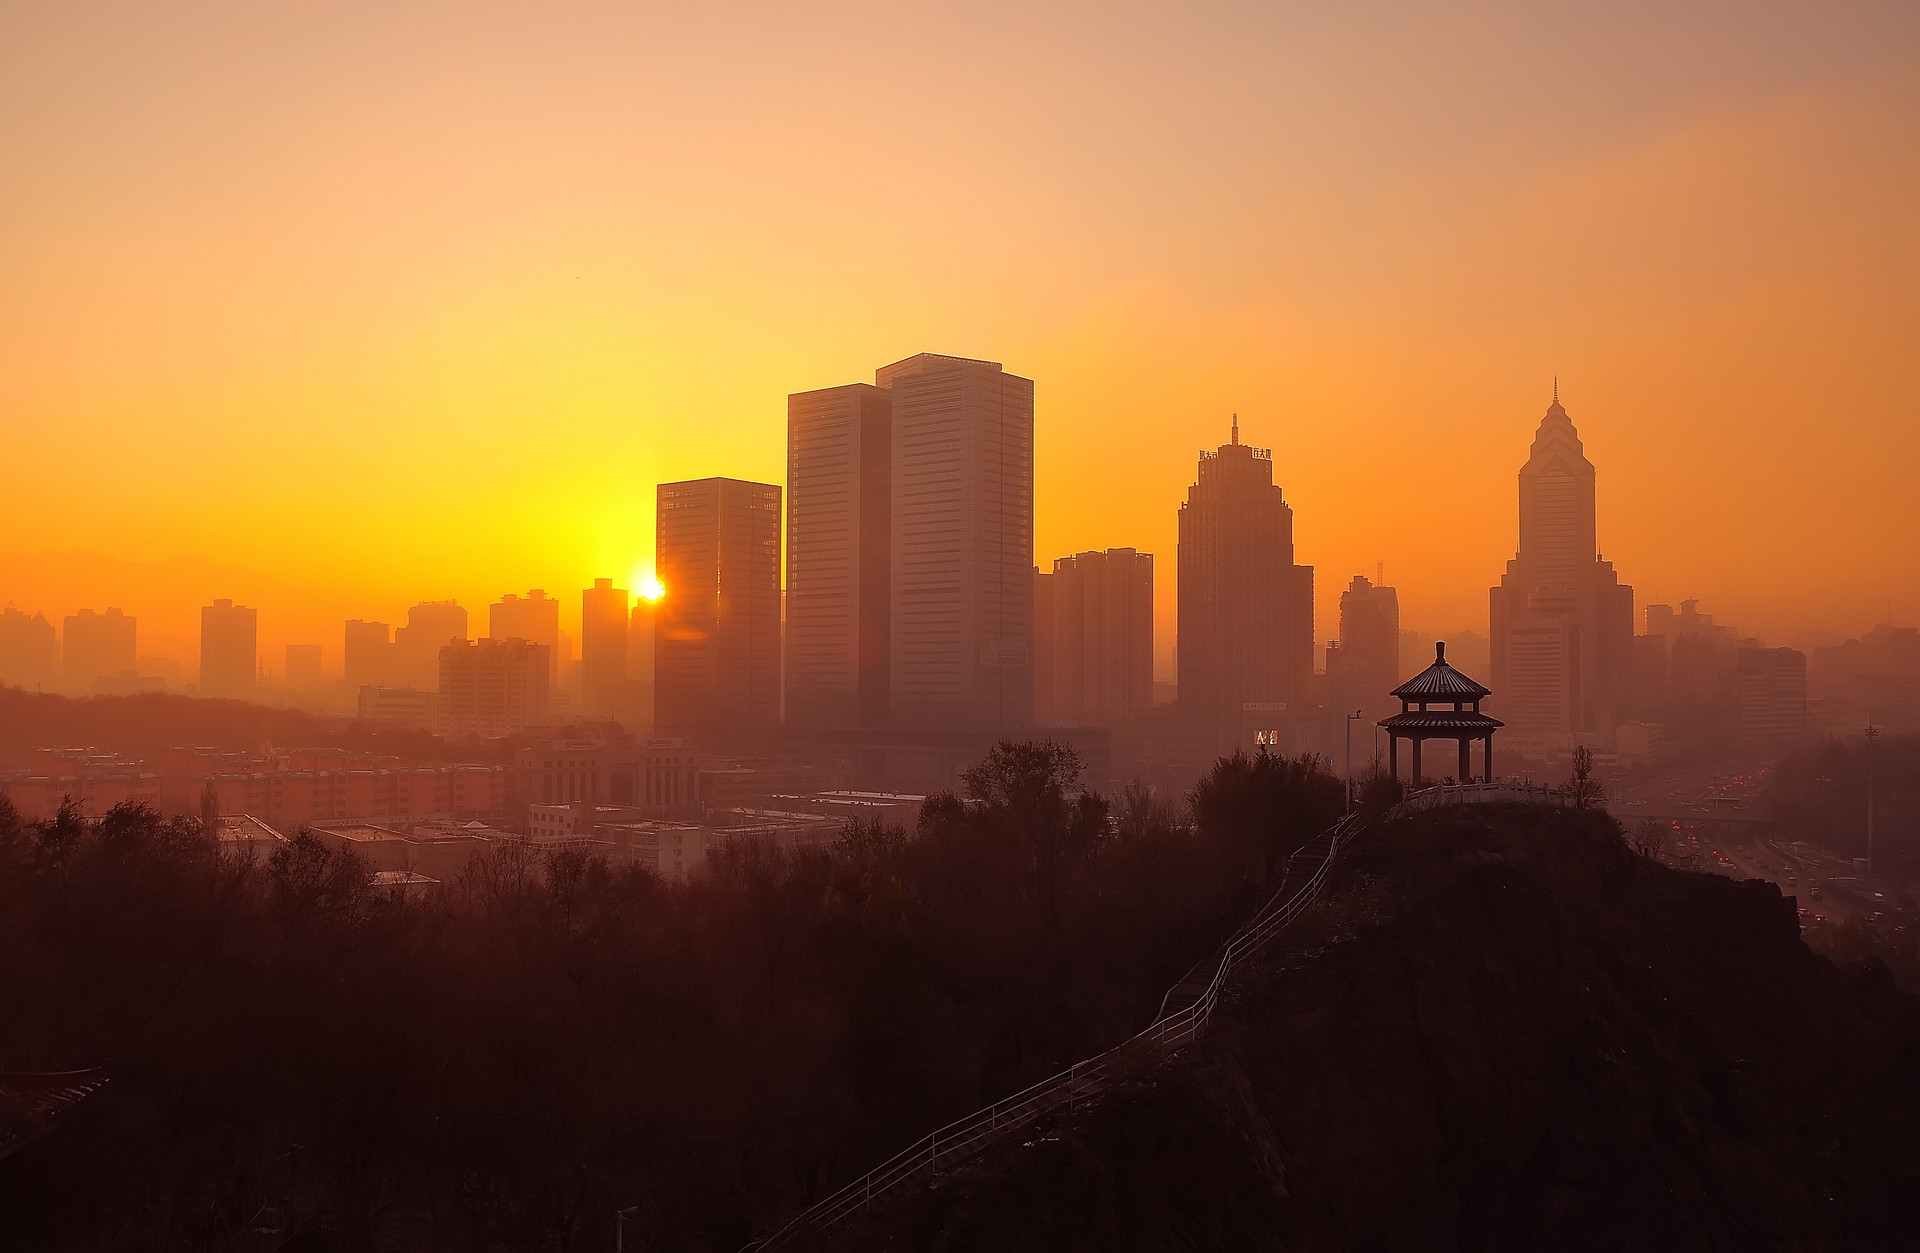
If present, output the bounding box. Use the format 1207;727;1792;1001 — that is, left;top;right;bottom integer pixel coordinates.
655;352;1319;749
657;353;1038;737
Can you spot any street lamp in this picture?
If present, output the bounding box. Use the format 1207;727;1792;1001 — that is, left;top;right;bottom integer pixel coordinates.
1866;721;1880;877
1345;709;1364;815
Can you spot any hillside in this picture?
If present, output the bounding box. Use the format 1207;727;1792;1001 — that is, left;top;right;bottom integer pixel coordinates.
836;805;1920;1251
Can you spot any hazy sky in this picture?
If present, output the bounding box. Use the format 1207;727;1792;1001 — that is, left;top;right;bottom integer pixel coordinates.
2;1;1917;672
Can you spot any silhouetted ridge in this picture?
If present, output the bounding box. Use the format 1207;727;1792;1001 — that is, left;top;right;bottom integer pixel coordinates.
834;804;1920;1252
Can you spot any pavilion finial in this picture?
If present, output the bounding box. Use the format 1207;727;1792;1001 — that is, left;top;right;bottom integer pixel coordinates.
1231;412;1238;445
1436;640;1446;665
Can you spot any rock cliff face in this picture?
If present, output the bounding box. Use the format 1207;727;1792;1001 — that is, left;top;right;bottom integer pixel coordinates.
843;805;1920;1251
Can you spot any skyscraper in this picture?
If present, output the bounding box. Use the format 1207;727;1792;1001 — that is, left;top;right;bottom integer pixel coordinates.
1176;417;1314;751
438;637;551;739
1736;645;1807;742
879;353;1034;733
785;382;892;728
1328;572;1400;731
0;606;57;688
489;590;562;683
62;607;137;687
1035;548;1153;724
1488;388;1635;754
392;601;468;691
655;477;782;735
344;619;394;691
581;578;630;717
200;599;258;699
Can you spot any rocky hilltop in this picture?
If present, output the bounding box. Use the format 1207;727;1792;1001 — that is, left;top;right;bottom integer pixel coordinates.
841;804;1920;1251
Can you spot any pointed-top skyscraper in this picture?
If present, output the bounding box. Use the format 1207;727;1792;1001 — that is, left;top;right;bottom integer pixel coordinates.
1489;387;1634;756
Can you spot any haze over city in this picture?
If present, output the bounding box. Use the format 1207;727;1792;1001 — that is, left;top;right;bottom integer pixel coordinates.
3;4;1920;1251
3;1;1917;672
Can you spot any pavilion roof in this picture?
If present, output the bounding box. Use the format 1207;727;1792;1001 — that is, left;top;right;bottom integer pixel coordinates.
1377;711;1505;733
1390;642;1492;700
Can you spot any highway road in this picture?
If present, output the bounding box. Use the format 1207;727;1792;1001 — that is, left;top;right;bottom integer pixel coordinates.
1663;828;1901;932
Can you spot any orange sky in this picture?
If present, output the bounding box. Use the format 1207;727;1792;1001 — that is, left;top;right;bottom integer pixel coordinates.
2;2;1917;678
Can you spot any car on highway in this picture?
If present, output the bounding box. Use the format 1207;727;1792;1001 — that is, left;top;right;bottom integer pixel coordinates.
1810;886;1823;899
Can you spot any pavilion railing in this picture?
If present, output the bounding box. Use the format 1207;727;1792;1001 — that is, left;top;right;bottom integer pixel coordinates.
1389;781;1575;817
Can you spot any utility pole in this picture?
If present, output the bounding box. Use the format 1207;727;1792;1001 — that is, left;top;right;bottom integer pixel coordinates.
1345;709;1364;815
1865;721;1880;876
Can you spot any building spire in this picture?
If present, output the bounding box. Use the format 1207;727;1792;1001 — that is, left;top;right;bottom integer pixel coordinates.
1231;412;1239;445
1553;376;1559;405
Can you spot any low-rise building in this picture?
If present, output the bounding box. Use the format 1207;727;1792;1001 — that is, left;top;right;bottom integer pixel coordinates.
765;790;926;831
370;870;440;897
164;746;510;826
306;822;417;873
0;748;163;823
357;685;434;730
213;814;289;862
512;737;705;818
602;821;709;882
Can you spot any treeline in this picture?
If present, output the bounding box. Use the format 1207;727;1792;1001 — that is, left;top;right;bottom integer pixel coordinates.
1766;731;1920;875
0;743;1344;1251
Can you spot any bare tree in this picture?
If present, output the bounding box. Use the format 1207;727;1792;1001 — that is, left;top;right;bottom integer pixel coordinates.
1568;745;1606;810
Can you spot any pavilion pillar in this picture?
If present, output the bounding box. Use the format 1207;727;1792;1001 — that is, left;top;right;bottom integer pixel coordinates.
1389;735;1399;782
1458;737;1471;784
1484;735;1494;783
1411;737;1423;785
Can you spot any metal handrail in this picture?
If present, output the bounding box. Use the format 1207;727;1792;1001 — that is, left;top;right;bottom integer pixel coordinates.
743;812;1361;1249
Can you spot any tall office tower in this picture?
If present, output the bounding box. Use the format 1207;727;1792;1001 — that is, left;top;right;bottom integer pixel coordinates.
490;590;562;684
655;477;782;735
392;601;468;691
785;382;892;728
879;353;1035;733
625;591;659;729
62;607;137;686
629;593;657;687
581;578;630;717
1329;572;1400;721
285;644;323;687
1633;598;1738;715
0;606;58;688
1488;389;1635;754
1035;548;1153;724
437;638;551;739
1736;646;1807;742
200;600;258;699
1176;417;1315;751
343;619;394;691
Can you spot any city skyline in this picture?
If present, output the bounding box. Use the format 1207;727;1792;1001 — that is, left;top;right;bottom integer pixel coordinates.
4;9;1918;1247
3;4;1916;667
0;378;1910;692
